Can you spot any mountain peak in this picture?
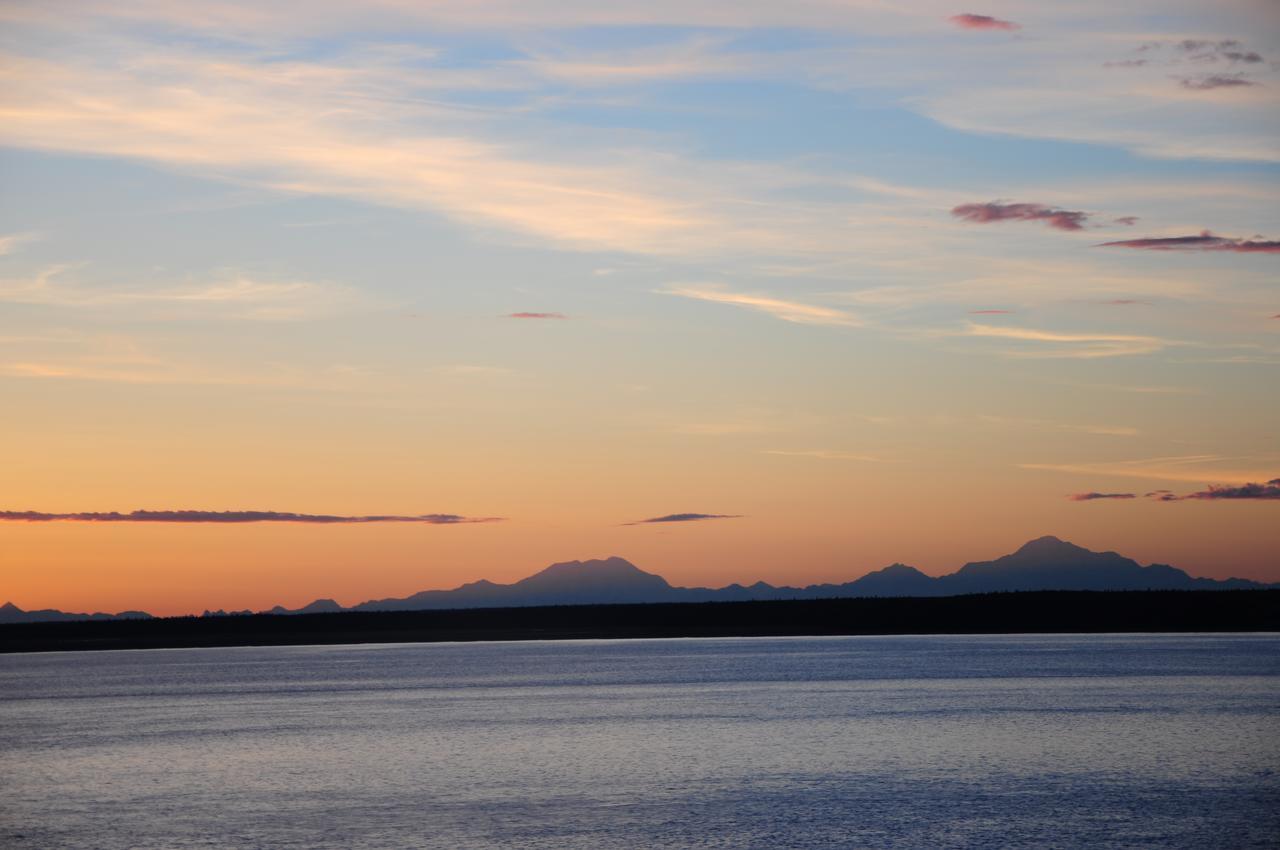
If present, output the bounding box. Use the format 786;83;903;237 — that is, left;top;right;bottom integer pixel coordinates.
879;563;924;574
1023;534;1065;546
1014;535;1083;555
516;556;672;596
533;556;649;578
297;598;343;613
0;601;21;614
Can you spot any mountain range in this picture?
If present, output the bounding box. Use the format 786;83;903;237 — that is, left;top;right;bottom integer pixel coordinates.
0;601;153;625
3;536;1274;624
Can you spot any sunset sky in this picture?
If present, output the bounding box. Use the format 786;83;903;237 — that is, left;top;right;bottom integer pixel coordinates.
2;1;1277;616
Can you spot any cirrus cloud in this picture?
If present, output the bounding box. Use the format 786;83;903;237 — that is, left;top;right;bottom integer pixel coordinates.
965;323;1168;358
664;285;860;327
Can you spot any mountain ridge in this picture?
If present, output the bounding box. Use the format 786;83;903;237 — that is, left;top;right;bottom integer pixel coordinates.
310;535;1276;615
4;536;1274;624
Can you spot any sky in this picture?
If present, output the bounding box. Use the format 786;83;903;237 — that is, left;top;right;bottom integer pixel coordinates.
1;0;1277;616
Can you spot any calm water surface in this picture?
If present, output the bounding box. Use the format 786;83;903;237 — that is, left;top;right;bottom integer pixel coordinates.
1;634;1278;849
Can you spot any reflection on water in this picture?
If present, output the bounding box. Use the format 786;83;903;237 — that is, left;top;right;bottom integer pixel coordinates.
2;634;1278;848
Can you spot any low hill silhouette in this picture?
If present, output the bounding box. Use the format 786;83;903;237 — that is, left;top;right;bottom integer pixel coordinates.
0;601;152;625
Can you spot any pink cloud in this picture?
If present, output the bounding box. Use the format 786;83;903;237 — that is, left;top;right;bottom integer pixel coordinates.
1102;299;1150;305
952;202;1090;231
1080;479;1280;501
949;13;1020;31
507;312;567;319
969;309;1014;314
1177;479;1280;500
1114;216;1139;226
1098;231;1280;253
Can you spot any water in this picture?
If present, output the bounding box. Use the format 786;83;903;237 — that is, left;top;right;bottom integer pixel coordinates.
1;635;1278;849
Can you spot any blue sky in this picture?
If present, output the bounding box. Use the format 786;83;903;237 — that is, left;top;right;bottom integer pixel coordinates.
0;0;1277;613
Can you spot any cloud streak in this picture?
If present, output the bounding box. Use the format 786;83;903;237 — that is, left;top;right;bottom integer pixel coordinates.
1098;231;1280;253
951;202;1091;232
665;285;860;326
0;510;504;524
1068;492;1136;501
1176;479;1280;500
507;312;567;319
764;450;886;462
948;14;1019;32
1070;479;1280;501
1179;74;1259;91
624;512;742;525
965;323;1167;358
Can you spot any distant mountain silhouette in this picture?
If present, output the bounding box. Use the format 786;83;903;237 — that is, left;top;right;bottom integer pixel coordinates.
6;537;1273;623
330;536;1273;614
351;557;676;611
0;601;153;625
932;535;1260;594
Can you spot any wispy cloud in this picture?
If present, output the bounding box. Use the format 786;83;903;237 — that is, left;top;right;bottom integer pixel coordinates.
969;309;1014;314
0;232;38;256
952;202;1091;231
1022;455;1274;485
0;267;360;320
623;512;742;525
431;364;514;377
0;510;504;524
965;323;1168;358
0;50;717;257
948;14;1020;32
512;37;747;86
764;450;887;462
1098;231;1280;253
1068;492;1136;501
671;421;776;436
664;285;860;326
979;414;1138;437
507;312;567;319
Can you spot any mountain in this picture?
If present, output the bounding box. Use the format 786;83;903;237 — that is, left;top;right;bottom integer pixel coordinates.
8;537;1273;624
934;535;1252;594
335;536;1274;614
263;598;347;616
353;557;676;611
0;601;153;625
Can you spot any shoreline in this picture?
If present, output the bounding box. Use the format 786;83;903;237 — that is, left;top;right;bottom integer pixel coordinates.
3;589;1278;654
